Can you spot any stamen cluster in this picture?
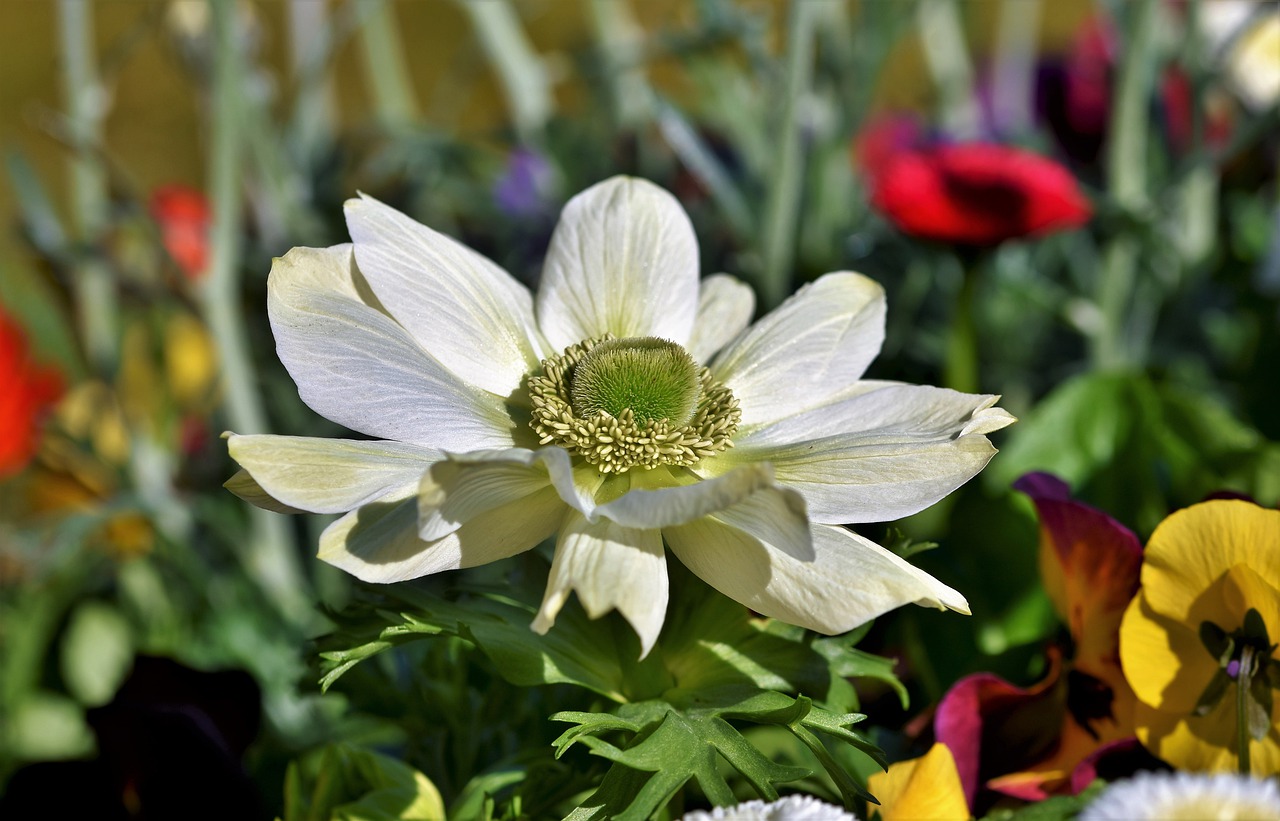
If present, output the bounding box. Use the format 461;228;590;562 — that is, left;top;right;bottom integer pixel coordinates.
527;335;740;473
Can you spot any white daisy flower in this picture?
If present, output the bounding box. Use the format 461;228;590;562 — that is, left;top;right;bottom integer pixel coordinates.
1080;770;1280;821
228;176;1014;656
680;794;856;820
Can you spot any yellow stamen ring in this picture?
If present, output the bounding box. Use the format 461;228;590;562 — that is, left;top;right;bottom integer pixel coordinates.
527;335;740;474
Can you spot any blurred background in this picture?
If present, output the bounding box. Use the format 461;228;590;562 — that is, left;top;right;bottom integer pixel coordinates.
0;0;1276;818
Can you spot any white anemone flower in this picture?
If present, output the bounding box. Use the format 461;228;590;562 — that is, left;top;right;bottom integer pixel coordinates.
1080;770;1280;821
680;794;856;820
228;176;1014;657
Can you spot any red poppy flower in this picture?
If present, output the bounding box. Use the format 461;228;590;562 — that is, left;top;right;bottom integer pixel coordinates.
151;185;211;282
0;308;64;479
870;143;1092;246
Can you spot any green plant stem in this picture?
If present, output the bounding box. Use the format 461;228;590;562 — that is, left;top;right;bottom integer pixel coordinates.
588;0;651;129
57;0;118;375
356;0;419;130
202;0;310;625
1092;0;1158;370
1237;646;1254;774
944;264;980;394
459;0;552;144
916;0;979;138
758;0;818;311
287;0;336;164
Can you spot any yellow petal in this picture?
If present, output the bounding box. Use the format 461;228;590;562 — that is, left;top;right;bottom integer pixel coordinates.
1120;595;1217;715
1136;693;1280;776
869;743;969;821
1141;501;1280;622
164;313;218;410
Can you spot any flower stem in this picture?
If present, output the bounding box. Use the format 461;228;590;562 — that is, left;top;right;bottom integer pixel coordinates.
460;0;552;144
1236;645;1254;774
355;0;419;130
588;0;651;129
916;0;979;138
759;0;819;310
287;0;336;165
944;262;980;394
1092;0;1158;370
57;0;118;375
202;0;311;625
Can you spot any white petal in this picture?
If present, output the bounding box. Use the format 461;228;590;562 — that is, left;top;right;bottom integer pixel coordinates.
318;484;564;583
687;274;756;362
731;385;1015;523
593;462;796;530
228;434;440;514
345;195;544;396
531;512;668;658
224;469;305;514
666;510;968;635
711;272;886;429
422;448;604;534
268;245;515;450
536;176;700;350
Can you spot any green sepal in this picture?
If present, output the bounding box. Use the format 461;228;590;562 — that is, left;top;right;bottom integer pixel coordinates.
1199;620;1234;667
1193;667;1232;717
1242;608;1270;646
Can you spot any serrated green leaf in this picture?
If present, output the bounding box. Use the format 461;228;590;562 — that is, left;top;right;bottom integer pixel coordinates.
550;712;643;758
318;578;630;701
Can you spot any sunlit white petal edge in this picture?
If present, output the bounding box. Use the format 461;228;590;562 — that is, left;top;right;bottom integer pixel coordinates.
227;176;1014;657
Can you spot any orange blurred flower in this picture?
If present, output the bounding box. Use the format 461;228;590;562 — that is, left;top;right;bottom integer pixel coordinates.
150;185;211;282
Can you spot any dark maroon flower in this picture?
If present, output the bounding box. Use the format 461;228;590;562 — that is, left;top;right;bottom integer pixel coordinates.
934;473;1144;812
0;656;264;821
870;143;1092;246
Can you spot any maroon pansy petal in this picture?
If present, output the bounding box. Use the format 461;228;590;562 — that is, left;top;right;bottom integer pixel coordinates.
1013;472;1142;699
935;651;1067;809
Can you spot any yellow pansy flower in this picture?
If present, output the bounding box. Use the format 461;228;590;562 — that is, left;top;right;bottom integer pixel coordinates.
1119;499;1280;775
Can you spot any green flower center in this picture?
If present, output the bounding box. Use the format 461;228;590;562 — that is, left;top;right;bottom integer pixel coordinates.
569;337;701;426
526;335;740;474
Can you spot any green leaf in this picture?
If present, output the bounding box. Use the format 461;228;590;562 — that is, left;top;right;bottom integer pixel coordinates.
553;688;880;819
882;528;939;561
555;709;809;821
59;600;134;707
988;372;1136;493
1199;621;1233;665
282;743;445;821
318;572;630;701
5;691;95;760
659;563;902;712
